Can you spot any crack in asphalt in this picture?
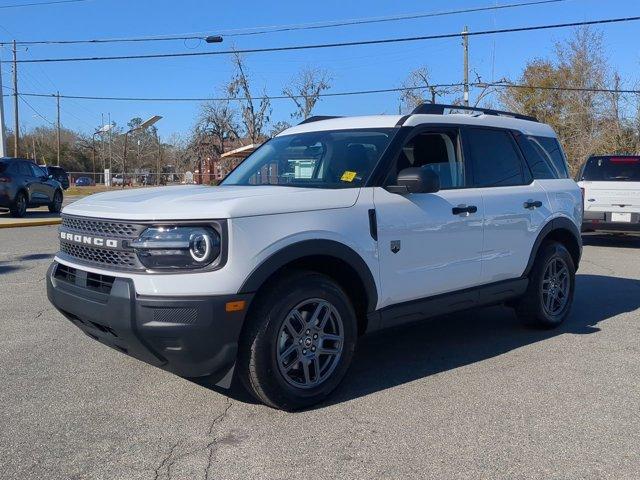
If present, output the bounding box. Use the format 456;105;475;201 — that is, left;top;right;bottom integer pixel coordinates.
153;442;179;480
149;398;234;480
204;397;234;480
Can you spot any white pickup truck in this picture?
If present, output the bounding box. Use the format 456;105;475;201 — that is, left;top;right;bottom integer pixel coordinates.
578;155;640;233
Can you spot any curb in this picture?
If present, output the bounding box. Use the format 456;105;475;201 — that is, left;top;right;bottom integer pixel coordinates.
0;218;62;229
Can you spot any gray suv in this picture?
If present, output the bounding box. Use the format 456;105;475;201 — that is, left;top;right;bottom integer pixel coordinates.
0;157;64;217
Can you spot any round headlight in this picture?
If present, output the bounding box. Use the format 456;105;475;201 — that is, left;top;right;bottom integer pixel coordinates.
132;225;221;270
190;230;213;263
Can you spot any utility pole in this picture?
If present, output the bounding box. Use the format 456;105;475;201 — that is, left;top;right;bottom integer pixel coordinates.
56;91;61;166
107;113;112;173
462;26;469;107
0;48;7;157
155;131;162;185
12;40;19;157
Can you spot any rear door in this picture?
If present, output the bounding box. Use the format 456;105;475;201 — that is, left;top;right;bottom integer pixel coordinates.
374;127;485;308
16;161;39;203
463;127;551;284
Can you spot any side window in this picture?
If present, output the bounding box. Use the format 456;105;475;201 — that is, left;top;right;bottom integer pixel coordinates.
531;136;569;179
514;133;555;179
8;162;20;175
466;128;525;187
29;163;46;178
18;162;33;177
397;131;466;189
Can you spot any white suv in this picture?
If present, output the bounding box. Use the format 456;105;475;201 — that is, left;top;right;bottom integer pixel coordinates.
47;104;582;410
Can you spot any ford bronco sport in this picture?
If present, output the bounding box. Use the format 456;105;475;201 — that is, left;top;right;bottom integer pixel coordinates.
47;104;582;410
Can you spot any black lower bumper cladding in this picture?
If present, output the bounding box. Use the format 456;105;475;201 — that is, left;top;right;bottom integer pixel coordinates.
46;262;253;385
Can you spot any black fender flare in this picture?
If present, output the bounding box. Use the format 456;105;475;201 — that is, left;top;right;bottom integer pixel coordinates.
523;217;582;276
238;239;378;312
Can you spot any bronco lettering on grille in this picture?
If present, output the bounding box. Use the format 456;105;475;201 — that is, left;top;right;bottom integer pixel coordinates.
60;231;120;249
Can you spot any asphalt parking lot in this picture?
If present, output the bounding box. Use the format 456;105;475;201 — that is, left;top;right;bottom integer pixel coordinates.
1;227;639;480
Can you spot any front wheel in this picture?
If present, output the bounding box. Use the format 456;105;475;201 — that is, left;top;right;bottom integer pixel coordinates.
48;190;63;213
516;241;576;328
238;270;357;410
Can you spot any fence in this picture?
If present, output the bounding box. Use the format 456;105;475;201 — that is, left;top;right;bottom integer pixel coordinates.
66;172;196;187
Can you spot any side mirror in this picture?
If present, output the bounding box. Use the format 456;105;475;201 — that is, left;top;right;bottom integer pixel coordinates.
48;174;54;180
386;167;440;194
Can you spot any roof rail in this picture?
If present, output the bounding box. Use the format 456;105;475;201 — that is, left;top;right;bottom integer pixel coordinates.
298;115;342;125
411;103;538;123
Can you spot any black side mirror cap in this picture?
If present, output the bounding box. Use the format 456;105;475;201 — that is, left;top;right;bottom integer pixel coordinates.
385;167;440;194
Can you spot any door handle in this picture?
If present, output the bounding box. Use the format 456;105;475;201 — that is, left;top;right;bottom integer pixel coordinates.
524;200;543;209
452;205;478;215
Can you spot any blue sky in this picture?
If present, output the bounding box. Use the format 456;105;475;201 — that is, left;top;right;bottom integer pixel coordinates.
0;0;639;139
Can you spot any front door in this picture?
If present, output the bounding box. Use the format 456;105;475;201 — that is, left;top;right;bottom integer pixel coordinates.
373;128;484;309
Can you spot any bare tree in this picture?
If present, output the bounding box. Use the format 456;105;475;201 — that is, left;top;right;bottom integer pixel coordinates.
283;67;332;120
400;67;460;112
198;101;240;156
269;121;291;137
227;52;271;144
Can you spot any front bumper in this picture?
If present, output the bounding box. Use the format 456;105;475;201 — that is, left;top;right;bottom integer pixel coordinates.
582;211;640;233
46;262;253;384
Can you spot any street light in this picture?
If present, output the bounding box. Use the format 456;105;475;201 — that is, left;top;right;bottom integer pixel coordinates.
122;115;162;188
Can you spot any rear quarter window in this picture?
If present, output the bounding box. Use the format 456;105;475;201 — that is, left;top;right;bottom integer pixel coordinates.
531;136;569;179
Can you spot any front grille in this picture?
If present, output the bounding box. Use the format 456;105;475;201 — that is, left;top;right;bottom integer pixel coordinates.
59;214;145;270
61;216;142;238
60;242;139;269
54;263;116;294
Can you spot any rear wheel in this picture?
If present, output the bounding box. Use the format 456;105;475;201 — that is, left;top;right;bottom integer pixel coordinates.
238;270;357;410
48;190;63;213
516;241;575;328
10;191;27;218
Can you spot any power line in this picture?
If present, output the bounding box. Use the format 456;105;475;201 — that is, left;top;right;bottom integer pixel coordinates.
0;0;570;46
0;0;92;9
4;82;640;104
8;15;640;64
2;84;465;102
19;94;54;125
223;0;570;37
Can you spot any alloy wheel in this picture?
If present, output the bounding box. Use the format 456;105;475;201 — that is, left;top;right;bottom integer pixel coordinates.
276;298;344;389
541;257;570;316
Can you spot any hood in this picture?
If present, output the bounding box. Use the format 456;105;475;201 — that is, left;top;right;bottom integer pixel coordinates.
62;185;360;220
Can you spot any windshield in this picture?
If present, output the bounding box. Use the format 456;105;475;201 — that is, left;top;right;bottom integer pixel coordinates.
581;156;640;182
222;129;396;188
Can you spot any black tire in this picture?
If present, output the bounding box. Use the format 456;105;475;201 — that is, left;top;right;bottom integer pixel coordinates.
516;241;575;328
237;270;357;411
10;191;27;218
48;190;63;213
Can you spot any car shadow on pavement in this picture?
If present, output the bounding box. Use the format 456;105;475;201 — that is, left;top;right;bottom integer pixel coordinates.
197;274;640;408
582;234;640;249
